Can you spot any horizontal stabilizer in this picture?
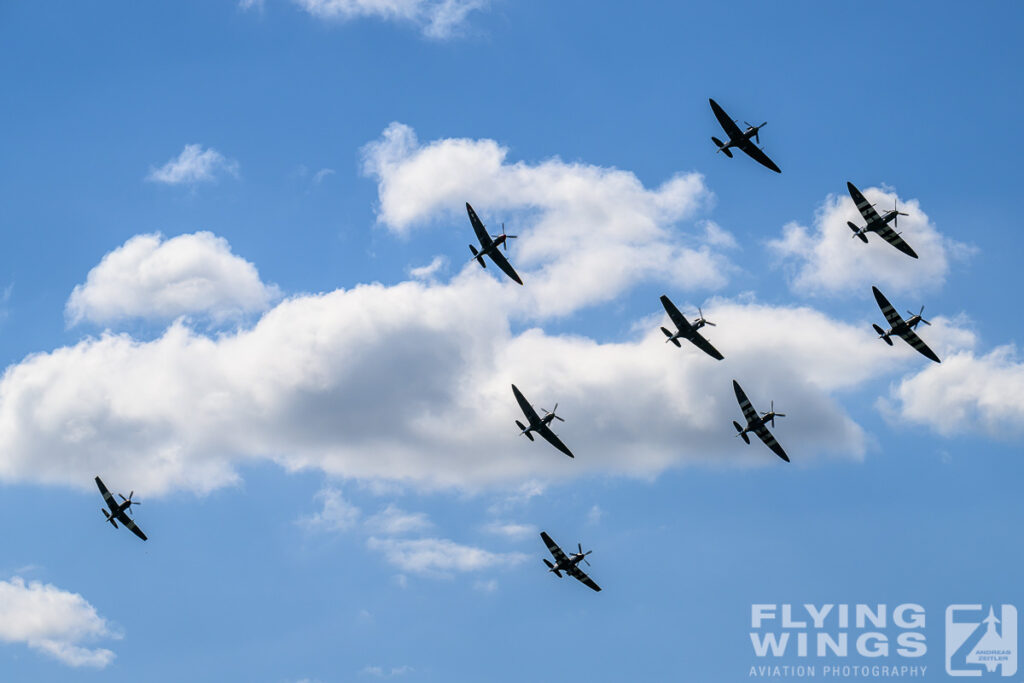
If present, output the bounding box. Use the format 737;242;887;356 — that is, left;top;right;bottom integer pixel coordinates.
872;324;893;344
661;326;673;338
733;421;750;444
469;245;485;268
543;559;554;569
711;137;733;157
848;222;869;243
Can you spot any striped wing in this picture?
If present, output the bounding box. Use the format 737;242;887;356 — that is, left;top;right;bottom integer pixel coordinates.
874;222;919;258
754;425;790;462
95;476;119;514
540;532;569;564
898;326;941;364
566;564;602;592
848;182;884;226
872;286;905;329
117;511;148;541
732;380;759;425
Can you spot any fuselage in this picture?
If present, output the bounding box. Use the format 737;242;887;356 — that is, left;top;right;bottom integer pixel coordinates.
550;553;586;574
668;319;705;343
740;412;779;435
721;126;760;150
521;413;555;436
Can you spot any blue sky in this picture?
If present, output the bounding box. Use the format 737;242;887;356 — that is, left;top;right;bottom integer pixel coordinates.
1;2;1022;681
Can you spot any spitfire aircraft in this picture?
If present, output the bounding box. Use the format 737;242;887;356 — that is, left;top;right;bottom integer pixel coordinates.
659;294;724;360
466;202;523;285
709;98;781;173
95;476;147;541
540;531;601;592
846;182;918;258
732;380;789;462
871;286;940;363
512;384;574;458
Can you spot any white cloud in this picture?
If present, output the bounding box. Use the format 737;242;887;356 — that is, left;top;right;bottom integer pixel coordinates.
0;577;118;668
366;537;527;576
362;122;726;317
885;345;1024;438
65;232;280;326
146;144;239;186
312;168;336;184
299;487;361;532
408;255;446;280
365;504;432;535
768;185;973;296
294;0;485;38
481;521;535;539
238;0;264;10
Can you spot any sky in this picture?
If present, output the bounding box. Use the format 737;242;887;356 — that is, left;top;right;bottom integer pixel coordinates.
0;1;1022;681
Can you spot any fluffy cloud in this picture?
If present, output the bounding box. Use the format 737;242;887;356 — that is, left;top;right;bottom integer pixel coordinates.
362;122;727;317
481;521;536;539
294;0;485;38
886;345;1024;438
299;487;361;531
0;577;118;668
0;126;941;498
768;185;973;296
65;232;280;326
146;144;239;186
366;537;527;575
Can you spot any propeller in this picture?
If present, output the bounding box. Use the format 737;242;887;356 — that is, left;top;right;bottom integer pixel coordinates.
541;404;565;422
577;543;592;566
696;306;716;327
745;121;767;143
907;306;931;326
491;223;518;251
761;401;786;427
890;200;909;228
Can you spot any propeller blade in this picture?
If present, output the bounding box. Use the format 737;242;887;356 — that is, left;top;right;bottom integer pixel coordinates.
584;558;591;566
920;318;931;326
578;543;583;554
118;494;127;502
554;415;565;422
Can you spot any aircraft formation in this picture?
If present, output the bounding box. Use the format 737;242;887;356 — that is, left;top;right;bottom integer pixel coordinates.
94;98;947;597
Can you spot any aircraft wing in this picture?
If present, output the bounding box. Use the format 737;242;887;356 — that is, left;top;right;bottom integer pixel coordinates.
736;139;781;173
898;326;941;364
486;247;523;285
874;222;919;259
872;286;906;330
117;511;148;541
847;182;884;227
709;99;743;141
754;425;790;462
466;202;493;249
732;380;759;425
540;532;570;564
536;423;575;458
659;295;690;333
565;563;602;592
95;476;119;513
688;330;724;361
512;384;541;424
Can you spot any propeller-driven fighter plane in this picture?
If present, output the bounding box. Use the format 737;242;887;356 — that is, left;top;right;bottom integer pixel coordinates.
540;531;601;592
512;384;574;458
846;182;917;258
871;286;940;363
95;476;147;541
466;202;523;285
732;380;789;462
709;98;781;173
659;295;724;360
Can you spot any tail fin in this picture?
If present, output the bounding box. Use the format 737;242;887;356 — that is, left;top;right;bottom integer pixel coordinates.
872;323;894;345
733;421;750;444
661;327;682;347
711;137;733;157
516;421;535;441
469;245;485;268
848;222;869;243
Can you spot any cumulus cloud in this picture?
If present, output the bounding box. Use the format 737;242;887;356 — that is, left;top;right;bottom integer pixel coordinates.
366;537;527;576
294;0;485;38
408;255;446;280
146;144;239;186
65;232;280;326
885;345;1024;438
0;126;935;498
768;185;973;296
0;577;118;668
362;122;727;317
